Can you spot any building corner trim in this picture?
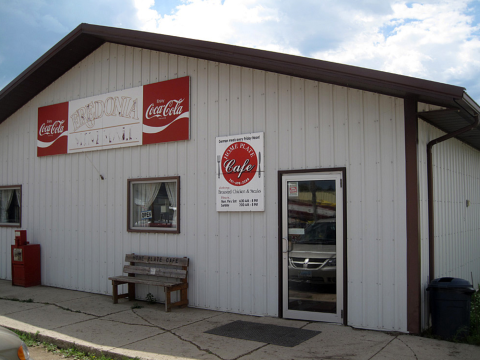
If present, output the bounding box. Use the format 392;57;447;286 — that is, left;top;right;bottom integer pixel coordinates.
405;96;421;334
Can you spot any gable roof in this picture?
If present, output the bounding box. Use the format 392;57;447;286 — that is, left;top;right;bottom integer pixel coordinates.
1;23;479;149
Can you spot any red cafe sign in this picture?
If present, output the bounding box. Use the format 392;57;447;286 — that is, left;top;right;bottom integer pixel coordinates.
221;142;258;186
37;77;190;157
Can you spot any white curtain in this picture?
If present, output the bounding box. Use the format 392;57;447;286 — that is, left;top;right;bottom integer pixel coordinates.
15;189;21;207
134;183;161;209
0;190;14;223
165;182;177;225
133;183;161;226
165;182;176;208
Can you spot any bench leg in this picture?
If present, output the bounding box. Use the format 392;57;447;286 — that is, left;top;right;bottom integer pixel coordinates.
165;288;171;312
128;283;136;301
180;287;188;308
112;281;119;304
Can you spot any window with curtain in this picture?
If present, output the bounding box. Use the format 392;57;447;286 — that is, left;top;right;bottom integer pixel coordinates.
0;185;22;226
128;177;179;233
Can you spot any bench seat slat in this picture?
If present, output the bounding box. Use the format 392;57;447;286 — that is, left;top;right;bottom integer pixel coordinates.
122;265;187;278
108;276;185;287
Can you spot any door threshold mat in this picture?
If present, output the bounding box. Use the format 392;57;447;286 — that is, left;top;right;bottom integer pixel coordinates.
205;320;321;347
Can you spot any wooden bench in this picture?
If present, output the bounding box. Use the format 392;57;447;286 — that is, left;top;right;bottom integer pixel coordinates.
108;254;189;312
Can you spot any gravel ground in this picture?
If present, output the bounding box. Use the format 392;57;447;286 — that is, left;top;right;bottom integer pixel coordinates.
29;345;67;359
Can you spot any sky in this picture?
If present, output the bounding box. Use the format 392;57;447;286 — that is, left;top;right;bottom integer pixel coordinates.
1;0;480;103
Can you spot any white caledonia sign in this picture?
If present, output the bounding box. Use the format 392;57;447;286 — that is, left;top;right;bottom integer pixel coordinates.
37;77;190;157
216;132;264;211
68;86;143;153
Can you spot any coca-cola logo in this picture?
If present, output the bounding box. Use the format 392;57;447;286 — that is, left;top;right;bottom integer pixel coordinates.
222;142;257;186
145;99;185;120
39;120;65;136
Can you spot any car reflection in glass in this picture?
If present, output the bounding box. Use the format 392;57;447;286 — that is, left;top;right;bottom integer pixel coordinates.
288;220;336;285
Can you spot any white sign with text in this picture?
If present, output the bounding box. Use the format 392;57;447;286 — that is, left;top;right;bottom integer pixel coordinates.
216;132;264;211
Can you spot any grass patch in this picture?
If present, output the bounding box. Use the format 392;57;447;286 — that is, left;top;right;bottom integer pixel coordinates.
145;293;157;304
15;330;41;347
14;330;139;360
466;286;480;345
1;297;33;303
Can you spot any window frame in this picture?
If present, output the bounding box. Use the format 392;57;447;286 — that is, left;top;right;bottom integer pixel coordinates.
0;185;22;228
127;177;180;234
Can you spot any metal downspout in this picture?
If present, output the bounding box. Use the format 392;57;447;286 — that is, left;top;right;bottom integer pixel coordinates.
427;112;479;282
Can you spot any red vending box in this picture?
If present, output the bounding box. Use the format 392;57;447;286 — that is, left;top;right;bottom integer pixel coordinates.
11;230;41;287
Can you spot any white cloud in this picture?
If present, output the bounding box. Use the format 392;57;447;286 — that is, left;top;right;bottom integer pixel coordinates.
114;1;480;102
312;0;480;85
134;0;283;49
134;0;159;29
1;0;479;100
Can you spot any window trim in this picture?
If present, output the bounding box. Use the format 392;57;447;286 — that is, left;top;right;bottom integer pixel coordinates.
127;177;180;234
0;185;22;228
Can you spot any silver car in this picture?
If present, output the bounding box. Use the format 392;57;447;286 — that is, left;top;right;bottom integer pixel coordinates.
288;220;336;285
0;326;31;360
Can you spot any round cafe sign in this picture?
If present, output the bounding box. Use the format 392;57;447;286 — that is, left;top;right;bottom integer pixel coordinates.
221;141;258;186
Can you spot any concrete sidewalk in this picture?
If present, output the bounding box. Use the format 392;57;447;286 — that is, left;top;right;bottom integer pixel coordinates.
0;280;479;360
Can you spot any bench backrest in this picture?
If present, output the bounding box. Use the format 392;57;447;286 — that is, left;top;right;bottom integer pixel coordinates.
124;254;189;280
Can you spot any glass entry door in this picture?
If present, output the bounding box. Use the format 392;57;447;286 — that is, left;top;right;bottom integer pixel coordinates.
282;172;344;323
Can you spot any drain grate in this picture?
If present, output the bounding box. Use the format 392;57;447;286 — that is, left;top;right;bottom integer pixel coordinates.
205;320;321;347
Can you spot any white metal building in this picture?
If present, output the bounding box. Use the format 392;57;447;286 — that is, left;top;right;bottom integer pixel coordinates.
1;24;480;333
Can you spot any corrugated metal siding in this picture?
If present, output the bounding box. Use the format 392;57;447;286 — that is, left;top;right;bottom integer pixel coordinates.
0;43;407;331
418;104;480;329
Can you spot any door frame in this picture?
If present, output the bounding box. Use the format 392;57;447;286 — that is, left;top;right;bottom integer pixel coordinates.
278;168;347;325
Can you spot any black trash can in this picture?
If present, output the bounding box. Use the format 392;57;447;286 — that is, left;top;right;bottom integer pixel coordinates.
427;277;476;339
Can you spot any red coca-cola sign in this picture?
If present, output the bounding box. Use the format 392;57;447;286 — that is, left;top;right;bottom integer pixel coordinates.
143;77;190;144
221;142;258;186
37;102;69;156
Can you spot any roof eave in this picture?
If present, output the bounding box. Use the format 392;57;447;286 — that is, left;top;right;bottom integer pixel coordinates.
0;23;470;125
79;24;466;105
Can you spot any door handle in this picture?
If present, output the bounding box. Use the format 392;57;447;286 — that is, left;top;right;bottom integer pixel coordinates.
282;238;289;253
